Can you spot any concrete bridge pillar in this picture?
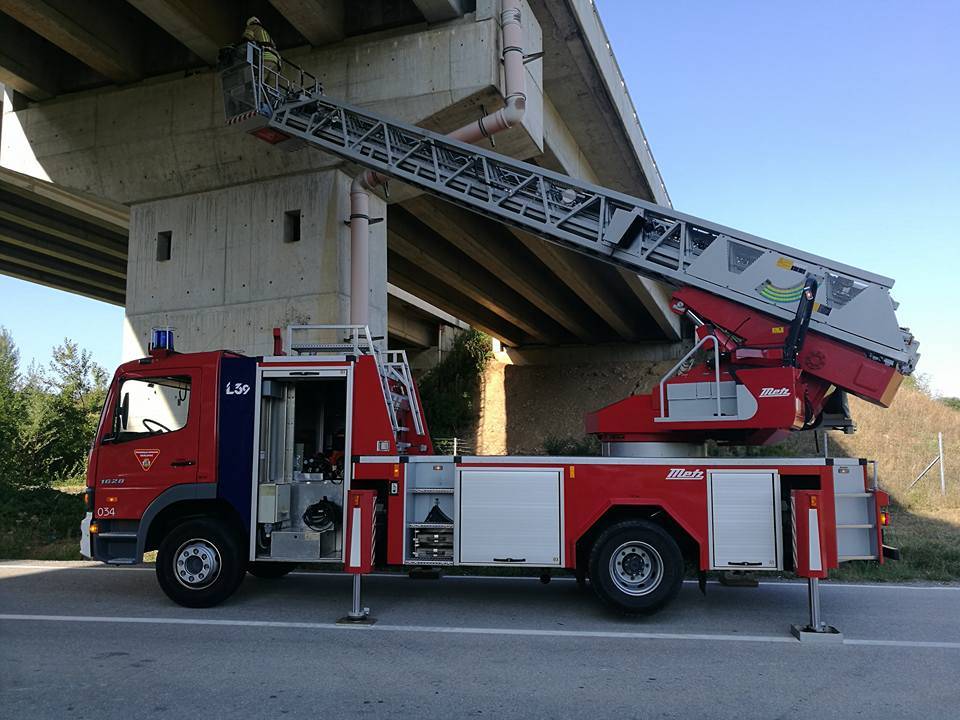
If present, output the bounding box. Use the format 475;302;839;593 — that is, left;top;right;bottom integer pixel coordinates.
122;168;386;359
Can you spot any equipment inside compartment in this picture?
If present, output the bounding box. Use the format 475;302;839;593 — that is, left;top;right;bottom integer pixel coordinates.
255;375;348;561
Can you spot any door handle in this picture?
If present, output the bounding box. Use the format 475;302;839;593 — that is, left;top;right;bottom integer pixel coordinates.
726;561;763;566
493;557;526;563
171;459;196;467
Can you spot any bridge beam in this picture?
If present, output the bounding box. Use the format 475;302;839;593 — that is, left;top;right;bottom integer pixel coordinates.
268;0;345;46
126;0;234;66
0;0;142;83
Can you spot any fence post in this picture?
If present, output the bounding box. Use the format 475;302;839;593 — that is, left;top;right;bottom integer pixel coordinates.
939;432;946;496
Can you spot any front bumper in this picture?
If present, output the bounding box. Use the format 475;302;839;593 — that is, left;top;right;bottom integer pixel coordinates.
80;512;92;559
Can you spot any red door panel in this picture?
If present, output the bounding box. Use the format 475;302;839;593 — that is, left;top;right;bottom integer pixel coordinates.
94;370;201;521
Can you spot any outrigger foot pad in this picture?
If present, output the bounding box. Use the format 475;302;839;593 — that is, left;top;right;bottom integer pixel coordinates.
790;624;843;643
337;614;377;625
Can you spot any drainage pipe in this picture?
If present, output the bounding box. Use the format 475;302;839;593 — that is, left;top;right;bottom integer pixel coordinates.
449;0;527;144
348;0;527;326
349;176;372;326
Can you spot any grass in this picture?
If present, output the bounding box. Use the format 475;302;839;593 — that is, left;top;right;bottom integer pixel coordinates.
765;381;960;582
0;483;85;561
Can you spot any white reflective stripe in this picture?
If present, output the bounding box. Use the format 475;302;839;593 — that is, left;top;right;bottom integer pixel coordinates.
348;507;362;568
808;508;822;572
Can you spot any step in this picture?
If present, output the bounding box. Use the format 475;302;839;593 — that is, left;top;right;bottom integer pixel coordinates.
412;487;454;494
408;522;454;529
837;523;875;529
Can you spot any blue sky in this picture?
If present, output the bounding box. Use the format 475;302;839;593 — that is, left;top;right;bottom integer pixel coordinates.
1;1;958;395
595;0;959;395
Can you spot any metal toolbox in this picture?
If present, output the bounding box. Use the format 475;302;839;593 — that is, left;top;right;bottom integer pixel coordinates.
413;530;453;549
270;530;324;560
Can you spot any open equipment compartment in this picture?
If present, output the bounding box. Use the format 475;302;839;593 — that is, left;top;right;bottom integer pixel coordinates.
403;458;456;565
252;366;352;563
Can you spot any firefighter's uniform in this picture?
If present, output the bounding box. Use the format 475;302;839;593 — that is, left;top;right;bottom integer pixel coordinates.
242;17;281;81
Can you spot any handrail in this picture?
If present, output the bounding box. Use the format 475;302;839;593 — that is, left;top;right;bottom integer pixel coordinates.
285;324;374;356
658;334;723;420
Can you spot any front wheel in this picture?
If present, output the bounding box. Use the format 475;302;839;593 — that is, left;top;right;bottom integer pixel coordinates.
156;518;246;608
589;519;684;615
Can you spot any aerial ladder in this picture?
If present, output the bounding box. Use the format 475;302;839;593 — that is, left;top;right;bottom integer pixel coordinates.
219;44;919;452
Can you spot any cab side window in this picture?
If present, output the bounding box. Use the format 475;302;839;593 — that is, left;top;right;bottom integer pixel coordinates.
111;376;191;442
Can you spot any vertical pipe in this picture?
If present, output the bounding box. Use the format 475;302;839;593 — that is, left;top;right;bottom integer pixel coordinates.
349;177;371;327
448;0;526;143
348;0;527;326
939;431;946;496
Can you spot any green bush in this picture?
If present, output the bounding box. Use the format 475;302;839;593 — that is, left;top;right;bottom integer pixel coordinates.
418;329;491;440
542;434;601;457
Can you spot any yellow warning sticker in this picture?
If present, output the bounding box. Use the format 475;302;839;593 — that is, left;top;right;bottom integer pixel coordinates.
776;257;793;270
772;327;785;334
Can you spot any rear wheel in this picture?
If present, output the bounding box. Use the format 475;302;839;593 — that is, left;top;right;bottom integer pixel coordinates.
247;561;297;579
589;519;684;615
156;518;246;608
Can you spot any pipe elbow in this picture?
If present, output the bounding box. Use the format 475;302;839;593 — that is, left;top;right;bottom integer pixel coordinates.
352;170;384;195
500;94;526;128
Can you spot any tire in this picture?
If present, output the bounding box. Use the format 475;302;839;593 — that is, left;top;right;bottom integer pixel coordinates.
589;519;684;615
155;518;246;608
247;561;297;579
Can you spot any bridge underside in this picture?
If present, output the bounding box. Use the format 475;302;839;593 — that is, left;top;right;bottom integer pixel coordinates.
1;158;679;352
0;0;680;351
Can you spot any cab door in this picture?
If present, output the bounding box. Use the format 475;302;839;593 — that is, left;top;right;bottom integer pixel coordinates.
94;370;201;523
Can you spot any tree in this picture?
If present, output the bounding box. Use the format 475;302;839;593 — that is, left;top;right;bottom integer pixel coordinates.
0;327;24;481
18;340;107;486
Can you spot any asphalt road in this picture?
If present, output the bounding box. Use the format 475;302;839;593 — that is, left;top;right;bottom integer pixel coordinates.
2;562;959;719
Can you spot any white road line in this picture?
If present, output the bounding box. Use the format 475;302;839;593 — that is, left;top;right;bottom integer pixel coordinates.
2;564;958;592
1;613;959;649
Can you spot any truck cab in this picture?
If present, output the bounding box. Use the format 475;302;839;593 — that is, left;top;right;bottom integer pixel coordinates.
82;325;430;606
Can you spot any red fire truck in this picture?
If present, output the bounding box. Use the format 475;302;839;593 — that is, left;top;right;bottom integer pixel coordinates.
81;46;912;635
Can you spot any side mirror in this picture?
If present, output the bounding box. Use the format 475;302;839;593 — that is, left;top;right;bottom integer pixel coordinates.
119;392;130;431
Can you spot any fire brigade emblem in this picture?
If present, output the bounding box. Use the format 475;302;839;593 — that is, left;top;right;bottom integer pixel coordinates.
134;449;161;471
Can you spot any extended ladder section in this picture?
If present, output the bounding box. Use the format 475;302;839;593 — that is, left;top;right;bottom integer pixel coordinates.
221;46;918;374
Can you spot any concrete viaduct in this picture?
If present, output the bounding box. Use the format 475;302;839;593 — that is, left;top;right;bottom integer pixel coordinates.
0;0;685;449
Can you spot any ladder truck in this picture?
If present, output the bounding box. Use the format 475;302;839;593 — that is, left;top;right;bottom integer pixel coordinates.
81;44;916;636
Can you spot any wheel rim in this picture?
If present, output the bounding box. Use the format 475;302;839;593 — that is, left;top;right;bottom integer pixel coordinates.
173;538;222;590
608;541;664;596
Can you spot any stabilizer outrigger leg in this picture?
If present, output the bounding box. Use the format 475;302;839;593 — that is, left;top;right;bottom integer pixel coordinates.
791;576;842;643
